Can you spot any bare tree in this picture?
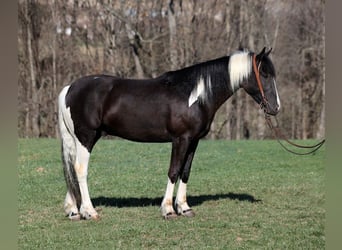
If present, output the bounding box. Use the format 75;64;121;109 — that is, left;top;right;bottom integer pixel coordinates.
17;0;325;140
168;0;178;70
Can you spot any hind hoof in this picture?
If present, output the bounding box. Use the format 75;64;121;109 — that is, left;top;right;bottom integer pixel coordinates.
67;212;81;221
180;209;195;218
81;212;100;220
163;212;178;220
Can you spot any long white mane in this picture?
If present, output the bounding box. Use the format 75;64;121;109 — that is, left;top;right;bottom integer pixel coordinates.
228;50;252;92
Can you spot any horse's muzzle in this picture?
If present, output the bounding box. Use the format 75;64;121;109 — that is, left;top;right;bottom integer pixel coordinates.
260;100;280;116
264;103;280;116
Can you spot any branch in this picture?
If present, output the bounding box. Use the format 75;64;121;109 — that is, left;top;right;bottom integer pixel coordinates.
103;6;168;43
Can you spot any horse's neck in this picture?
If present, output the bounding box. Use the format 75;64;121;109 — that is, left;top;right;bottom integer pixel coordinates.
212;79;234;112
204;78;234;117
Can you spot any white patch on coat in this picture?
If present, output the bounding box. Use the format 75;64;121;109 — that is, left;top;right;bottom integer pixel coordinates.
58;85;73;129
58;85;76;158
188;75;212;107
206;75;212;97
228;51;252;92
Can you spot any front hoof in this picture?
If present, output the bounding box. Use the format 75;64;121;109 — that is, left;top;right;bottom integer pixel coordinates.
180;209;195;218
163;212;178;220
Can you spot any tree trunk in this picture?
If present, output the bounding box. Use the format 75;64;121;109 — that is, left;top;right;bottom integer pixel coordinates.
25;0;40;137
168;0;178;70
224;0;232;140
50;0;59;138
125;23;144;78
317;24;325;139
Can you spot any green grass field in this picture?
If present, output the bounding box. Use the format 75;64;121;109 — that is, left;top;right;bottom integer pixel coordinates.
18;138;325;249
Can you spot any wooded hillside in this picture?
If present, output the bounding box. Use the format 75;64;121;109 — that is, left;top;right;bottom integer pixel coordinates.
18;0;325;139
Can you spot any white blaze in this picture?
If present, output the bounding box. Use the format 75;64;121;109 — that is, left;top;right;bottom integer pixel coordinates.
273;78;281;110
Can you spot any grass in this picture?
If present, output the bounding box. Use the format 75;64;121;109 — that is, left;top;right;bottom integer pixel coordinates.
18;138;325;249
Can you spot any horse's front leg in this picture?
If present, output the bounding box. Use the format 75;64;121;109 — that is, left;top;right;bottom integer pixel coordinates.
175;140;198;217
161;137;191;219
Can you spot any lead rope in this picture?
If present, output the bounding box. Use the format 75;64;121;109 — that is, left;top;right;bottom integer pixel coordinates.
264;114;325;155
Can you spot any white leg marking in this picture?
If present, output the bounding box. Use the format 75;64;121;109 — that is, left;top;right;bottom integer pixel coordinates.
64;191;80;220
75;140;99;220
64;191;78;215
161;178;176;218
176;180;191;214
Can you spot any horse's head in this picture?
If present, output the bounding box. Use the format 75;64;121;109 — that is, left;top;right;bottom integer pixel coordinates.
241;47;281;116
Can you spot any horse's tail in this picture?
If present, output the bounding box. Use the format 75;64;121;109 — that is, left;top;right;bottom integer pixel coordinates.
58;85;81;209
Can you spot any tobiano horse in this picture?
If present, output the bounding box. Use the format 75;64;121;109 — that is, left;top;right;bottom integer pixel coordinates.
58;47;280;220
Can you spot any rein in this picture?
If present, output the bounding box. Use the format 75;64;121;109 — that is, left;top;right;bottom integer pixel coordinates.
252;54;325;155
264;114;325;155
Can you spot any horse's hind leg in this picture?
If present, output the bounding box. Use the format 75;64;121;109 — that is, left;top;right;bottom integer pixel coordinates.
64;191;80;220
61;138;79;219
74;140;99;220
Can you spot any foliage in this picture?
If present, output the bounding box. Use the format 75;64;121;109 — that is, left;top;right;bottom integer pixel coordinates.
18;138;325;249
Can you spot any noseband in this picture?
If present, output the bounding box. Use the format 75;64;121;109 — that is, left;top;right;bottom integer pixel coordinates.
252;54;325;155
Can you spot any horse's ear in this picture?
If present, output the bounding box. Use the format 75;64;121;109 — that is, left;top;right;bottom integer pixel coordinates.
256;47;267;61
260;47;267;55
266;47;272;56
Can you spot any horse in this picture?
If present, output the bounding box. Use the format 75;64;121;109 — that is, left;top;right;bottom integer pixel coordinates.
58;47;280;220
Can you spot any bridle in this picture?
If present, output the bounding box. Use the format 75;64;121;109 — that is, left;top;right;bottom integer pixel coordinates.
252;54;325;155
252;54;269;112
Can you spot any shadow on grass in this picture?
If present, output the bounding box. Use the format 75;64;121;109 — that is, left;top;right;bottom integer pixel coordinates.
92;192;261;208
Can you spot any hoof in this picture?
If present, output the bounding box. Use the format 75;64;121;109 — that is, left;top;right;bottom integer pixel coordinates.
67;212;81;221
180;209;195;218
81;213;100;221
91;214;100;221
163;212;178;220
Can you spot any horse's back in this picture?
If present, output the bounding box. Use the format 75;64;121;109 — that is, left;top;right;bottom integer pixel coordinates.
66;75;116;104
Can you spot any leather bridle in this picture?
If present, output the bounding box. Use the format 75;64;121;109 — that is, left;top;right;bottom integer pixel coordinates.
252;53;325;155
252;54;269;112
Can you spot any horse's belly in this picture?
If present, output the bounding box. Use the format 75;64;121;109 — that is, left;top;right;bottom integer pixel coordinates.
102;112;172;142
102;91;188;142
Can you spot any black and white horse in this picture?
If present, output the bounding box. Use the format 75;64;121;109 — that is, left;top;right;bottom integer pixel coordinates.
58;47;280;220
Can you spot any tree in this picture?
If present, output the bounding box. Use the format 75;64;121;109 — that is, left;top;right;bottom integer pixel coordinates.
17;0;325;140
